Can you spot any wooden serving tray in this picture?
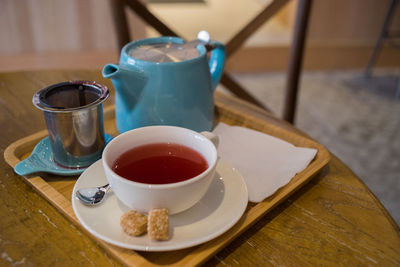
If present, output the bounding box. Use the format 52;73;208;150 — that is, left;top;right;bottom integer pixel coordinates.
4;101;330;266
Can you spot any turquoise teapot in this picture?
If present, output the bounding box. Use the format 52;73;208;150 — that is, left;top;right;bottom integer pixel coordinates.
102;35;225;133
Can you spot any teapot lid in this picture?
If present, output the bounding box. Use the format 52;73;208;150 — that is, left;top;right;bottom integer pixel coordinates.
128;31;211;63
128;42;200;63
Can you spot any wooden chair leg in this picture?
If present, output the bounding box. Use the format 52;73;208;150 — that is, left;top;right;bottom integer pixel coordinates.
283;0;312;124
222;0;290;110
110;0;131;51
365;0;399;77
123;0;179;37
122;0;268;109
225;0;290;58
221;73;269;111
116;0;306;119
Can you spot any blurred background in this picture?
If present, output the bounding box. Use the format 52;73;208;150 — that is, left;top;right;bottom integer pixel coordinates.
1;0;400;223
1;0;400;70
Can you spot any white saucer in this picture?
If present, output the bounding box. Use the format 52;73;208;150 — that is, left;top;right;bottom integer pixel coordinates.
72;159;248;251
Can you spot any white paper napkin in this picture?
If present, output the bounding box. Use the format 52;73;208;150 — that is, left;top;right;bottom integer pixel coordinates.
213;123;317;203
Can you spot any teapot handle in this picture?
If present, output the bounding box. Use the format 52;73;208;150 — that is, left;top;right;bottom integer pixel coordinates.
208;41;226;90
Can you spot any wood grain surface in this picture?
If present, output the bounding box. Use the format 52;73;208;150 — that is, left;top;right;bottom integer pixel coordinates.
1;70;399;266
4;98;330;265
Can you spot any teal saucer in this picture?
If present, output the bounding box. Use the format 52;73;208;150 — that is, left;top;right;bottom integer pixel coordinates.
14;134;113;176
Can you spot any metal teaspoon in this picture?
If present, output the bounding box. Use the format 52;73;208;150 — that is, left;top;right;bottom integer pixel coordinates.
76;184;111;205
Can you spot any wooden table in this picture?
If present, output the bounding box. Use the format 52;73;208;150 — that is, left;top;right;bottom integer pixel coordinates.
1;70;399;266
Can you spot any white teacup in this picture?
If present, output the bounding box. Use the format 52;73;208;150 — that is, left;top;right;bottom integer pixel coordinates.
102;126;219;214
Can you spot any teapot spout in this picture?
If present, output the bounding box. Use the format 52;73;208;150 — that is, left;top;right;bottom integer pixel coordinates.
103;64;147;86
102;63;148;111
102;63;120;79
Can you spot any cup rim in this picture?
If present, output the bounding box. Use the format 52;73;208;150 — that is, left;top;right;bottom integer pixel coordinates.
102;126;218;189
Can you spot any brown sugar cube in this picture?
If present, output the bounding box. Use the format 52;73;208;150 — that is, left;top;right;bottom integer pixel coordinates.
120;210;148;236
148;208;169;241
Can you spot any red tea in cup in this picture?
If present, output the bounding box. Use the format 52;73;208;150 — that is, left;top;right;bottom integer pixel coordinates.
112;143;208;184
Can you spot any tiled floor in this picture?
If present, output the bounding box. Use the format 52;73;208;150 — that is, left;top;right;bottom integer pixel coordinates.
220;68;400;225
